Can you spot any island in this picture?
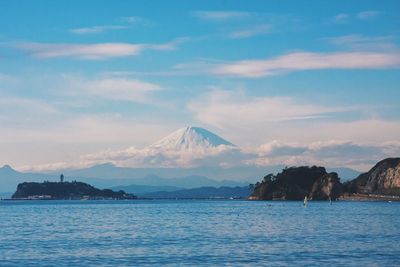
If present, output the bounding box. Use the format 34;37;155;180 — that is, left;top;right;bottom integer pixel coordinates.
249;166;342;200
11;180;136;200
249;157;400;201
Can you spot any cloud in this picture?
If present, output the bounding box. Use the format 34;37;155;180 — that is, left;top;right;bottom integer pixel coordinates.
75;77;162;103
332;13;349;24
70;25;128;35
188;89;355;129
119;16;142;24
14;42;143;59
327;35;397;51
148;37;191;51
82;142;243;168
357;11;381;20
70;16;143;35
228;24;271;39
0;97;59;128
212;51;400;77
11;38;188;60
187;89;400;146
193;11;251;21
28;136;400;172
250;140;399;171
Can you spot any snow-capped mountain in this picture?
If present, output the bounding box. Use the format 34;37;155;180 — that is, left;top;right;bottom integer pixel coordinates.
149;126;235;150
80;126;240;168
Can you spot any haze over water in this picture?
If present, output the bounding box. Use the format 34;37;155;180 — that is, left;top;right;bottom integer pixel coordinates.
1;200;399;266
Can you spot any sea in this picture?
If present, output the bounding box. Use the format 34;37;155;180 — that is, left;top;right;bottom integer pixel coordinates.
0;200;399;266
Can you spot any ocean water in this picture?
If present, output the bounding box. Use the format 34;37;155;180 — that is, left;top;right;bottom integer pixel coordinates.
0;200;399;266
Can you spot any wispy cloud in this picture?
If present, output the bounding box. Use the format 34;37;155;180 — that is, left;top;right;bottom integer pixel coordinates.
186;89;400;169
213;51;400;78
77;77;161;103
14;42;143;59
327;34;397;51
357;10;382;20
188;89;356;129
70;25;128;35
11;38;188;60
120;16;142;24
332;13;349;24
70;16;142;35
193;10;251;21
251;140;399;171
332;11;381;24
228;24;271;39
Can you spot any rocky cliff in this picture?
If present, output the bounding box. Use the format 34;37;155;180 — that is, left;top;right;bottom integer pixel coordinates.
344;158;400;196
250;166;342;200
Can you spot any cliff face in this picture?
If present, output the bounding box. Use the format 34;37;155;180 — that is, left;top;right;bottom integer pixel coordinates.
309;172;342;200
250;166;342;201
12;181;136;200
344;158;400;195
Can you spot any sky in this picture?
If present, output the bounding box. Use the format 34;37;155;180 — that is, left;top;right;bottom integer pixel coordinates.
0;0;399;172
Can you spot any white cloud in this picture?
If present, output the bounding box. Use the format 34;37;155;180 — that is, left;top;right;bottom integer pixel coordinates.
66;76;162;103
188;89;357;129
148;37;191;51
213;51;400;77
250;140;399;171
327;35;397;51
357;10;381;20
193;11;251;21
12;38;188;60
14;42;143;59
228;24;271;39
187;89;400;146
26;136;400;172
332;13;349;24
70;25;128;35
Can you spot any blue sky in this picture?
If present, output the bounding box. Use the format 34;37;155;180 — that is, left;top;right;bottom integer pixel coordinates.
0;0;399;171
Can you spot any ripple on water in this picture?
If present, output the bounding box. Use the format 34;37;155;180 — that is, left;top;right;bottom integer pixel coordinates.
0;200;400;266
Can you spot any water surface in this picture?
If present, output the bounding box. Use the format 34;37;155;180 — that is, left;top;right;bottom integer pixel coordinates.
1;200;399;266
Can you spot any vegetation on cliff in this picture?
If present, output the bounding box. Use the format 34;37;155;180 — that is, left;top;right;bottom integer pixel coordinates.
12;181;136;200
250;166;342;200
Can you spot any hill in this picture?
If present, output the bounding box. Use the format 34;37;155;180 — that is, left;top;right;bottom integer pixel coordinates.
12;181;136;200
344;158;400;196
250;166;342;201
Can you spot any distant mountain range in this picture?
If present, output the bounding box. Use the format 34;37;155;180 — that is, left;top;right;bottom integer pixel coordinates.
140;186;251;199
0;163;360;198
0;127;362;198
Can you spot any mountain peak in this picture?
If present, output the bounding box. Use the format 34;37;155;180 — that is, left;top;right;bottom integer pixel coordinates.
0;164;17;173
150;126;235;150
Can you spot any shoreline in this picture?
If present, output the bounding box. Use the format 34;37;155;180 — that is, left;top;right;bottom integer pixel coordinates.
340;193;400;201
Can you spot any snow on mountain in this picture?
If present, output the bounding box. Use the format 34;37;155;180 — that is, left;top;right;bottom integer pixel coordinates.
80;126;241;168
149;126;235;150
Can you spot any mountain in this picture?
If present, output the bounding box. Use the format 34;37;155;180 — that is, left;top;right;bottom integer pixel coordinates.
111;185;184;195
327;167;360;181
344;158;400;195
0;164;250;193
0;162;360;196
55;163;267;182
141;186;251;199
0;127;362;195
0;165;58;192
149;126;235;150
